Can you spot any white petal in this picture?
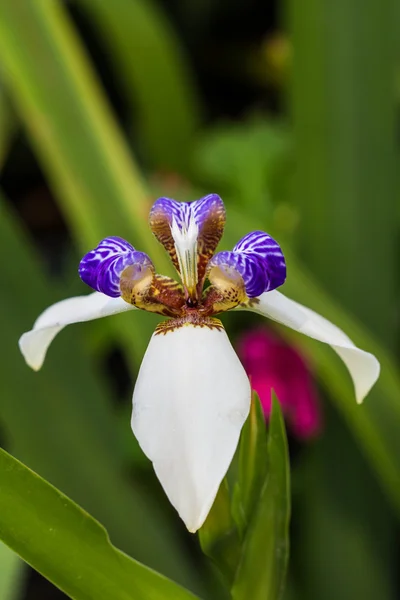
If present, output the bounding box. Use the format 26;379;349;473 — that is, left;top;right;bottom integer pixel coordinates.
19;292;136;371
239;290;380;403
132;323;251;532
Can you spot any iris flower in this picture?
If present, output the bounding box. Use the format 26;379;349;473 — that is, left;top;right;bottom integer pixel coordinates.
19;194;380;532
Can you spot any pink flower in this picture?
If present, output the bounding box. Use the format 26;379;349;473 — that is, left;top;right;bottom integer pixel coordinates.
237;327;322;439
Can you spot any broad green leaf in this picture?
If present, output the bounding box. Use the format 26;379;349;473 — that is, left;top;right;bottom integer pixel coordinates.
0;543;23;600
0;447;198;600
232;392;268;537
0;197;202;591
77;0;201;171
199;480;240;586
232;397;290;600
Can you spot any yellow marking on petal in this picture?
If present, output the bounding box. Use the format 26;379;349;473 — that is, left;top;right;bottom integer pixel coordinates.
120;267;185;317
203;265;247;315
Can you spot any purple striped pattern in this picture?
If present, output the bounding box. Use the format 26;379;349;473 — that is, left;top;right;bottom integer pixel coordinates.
150;197;191;230
209;251;268;297
234;231;286;291
150;194;225;234
149;194;226;283
209;231;286;297
79;236;153;297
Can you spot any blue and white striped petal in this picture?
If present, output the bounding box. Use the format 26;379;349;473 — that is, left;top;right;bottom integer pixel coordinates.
79;236;153;298
209;230;286;298
233;231;286;292
208;251;268;298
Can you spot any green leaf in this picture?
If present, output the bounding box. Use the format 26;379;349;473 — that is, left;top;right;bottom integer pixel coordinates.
77;0;201;170
199;479;240;586
232;392;268;537
0;543;23;600
0;447;198;600
232;397;290;600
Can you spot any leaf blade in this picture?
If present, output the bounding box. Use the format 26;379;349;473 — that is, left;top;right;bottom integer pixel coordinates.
232;392;268;537
0;447;198;600
199;479;241;586
232;396;290;600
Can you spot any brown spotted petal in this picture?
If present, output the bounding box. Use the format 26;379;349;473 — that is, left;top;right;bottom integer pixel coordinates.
192;194;226;285
149;195;226;291
149;197;183;274
203;264;247;315
120;264;185;317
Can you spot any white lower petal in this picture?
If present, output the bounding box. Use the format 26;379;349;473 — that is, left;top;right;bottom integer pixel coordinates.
19;292;136;371
132;323;251;532
239;290;380;403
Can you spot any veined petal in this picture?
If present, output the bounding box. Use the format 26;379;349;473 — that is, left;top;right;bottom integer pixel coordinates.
238;290;380;403
209;231;286;299
131;321;251;532
19;292;136;371
208;251;268;298
191;194;226;284
79;236;153;297
149;197;194;275
149;195;226;297
234;231;286;291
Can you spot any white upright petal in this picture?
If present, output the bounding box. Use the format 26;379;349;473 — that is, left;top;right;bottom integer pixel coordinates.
132;323;251;532
239;290;380;403
19;292;136;371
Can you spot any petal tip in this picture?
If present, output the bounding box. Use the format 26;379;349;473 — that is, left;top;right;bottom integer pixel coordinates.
355;352;381;404
18;332;44;371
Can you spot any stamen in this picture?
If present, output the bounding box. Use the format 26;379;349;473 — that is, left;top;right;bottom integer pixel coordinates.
170;215;199;301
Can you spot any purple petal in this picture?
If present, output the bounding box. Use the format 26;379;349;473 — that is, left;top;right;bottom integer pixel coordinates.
79;236;153;297
150;197;191;230
149;194;226;283
209;251;268;297
191;194;225;231
209;230;286;298
234;231;286;292
149;198;188;275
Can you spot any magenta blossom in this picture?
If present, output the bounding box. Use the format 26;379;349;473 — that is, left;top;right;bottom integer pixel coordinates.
237;327;322;439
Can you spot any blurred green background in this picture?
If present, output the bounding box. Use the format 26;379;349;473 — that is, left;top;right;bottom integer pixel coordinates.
0;0;399;598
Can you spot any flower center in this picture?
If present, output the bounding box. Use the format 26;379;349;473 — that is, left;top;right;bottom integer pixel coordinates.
170;215;199;303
